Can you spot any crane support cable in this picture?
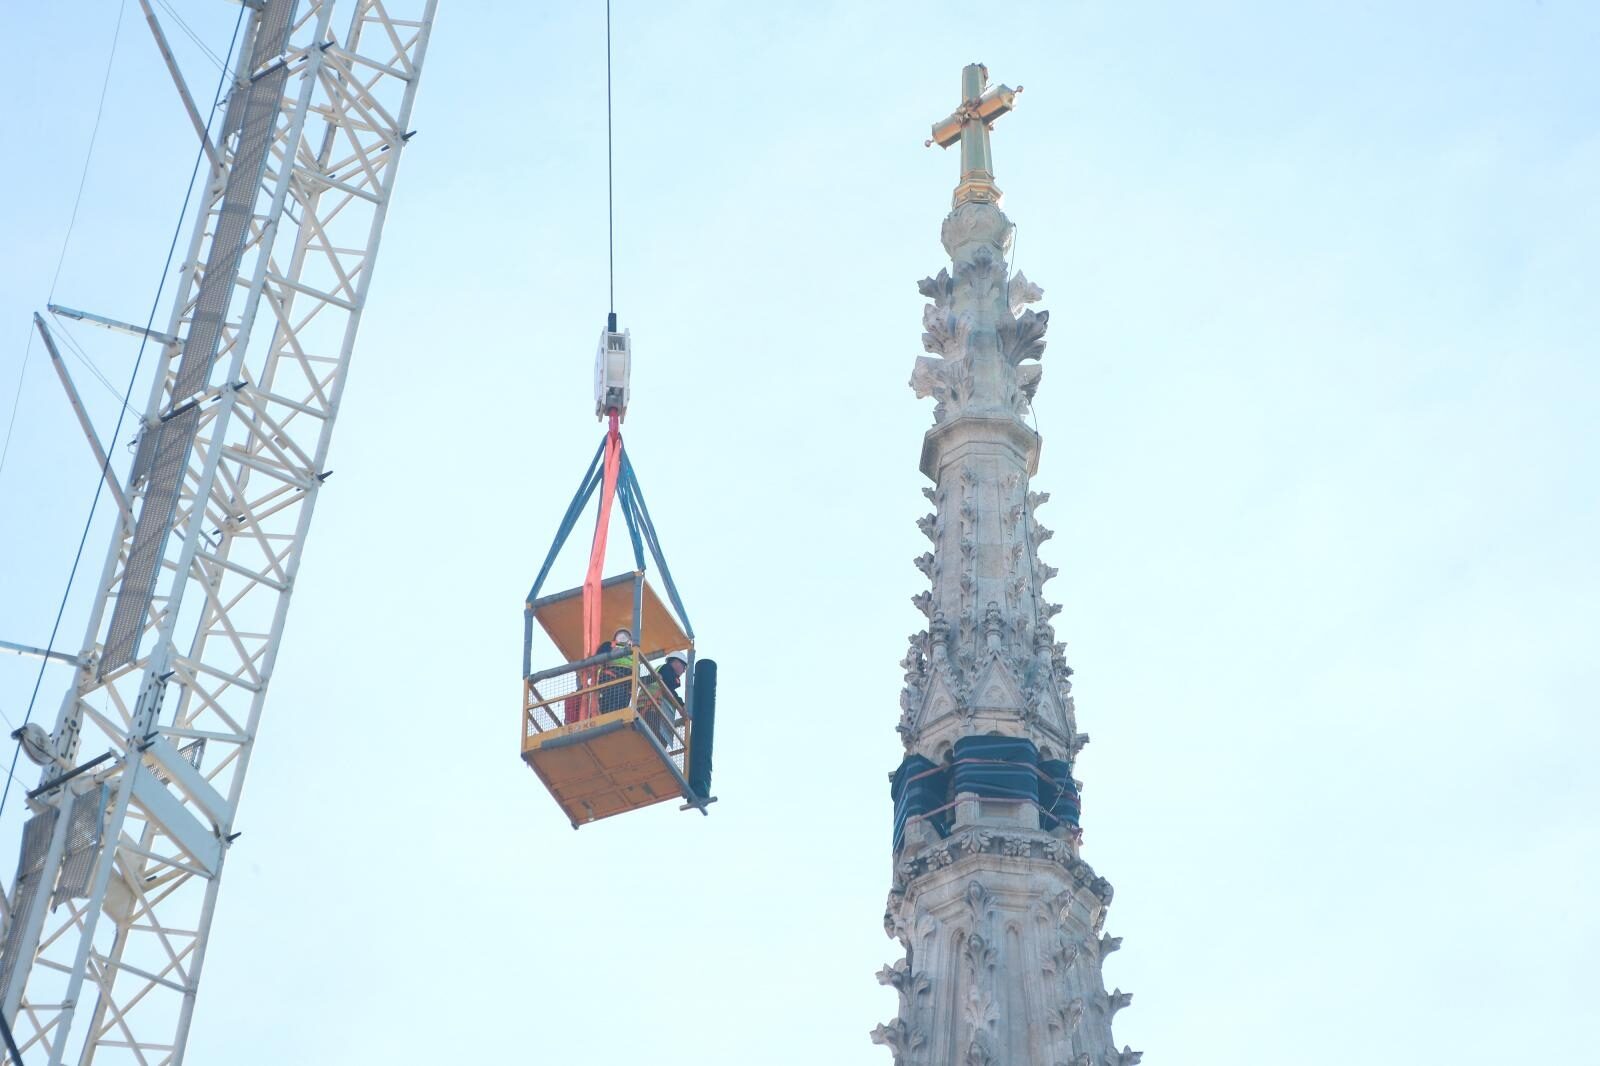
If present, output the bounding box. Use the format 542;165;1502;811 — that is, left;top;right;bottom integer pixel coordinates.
0;0;129;488
605;0;615;315
581;410;623;656
614;467;646;569
525;438;608;604
619;451;692;639
0;1008;26;1066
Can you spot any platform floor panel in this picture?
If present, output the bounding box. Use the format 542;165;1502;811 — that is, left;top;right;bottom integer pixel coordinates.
524;716;685;825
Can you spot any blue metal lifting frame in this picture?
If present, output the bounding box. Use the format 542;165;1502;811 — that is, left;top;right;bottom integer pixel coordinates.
522;435;694;680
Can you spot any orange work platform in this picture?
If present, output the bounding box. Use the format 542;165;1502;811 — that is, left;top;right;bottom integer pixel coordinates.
522;571;706;828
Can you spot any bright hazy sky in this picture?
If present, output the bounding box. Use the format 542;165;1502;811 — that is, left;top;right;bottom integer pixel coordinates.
1;2;1596;1063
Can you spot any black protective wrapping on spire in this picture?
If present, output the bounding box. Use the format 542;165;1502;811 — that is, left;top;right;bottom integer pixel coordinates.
950;735;1040;804
891;755;945;852
1038;759;1081;830
892;736;1079;848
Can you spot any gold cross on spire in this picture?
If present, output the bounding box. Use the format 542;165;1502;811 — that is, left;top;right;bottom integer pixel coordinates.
927;63;1022;209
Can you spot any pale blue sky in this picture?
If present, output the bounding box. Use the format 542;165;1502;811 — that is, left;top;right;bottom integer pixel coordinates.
1;2;1597;1063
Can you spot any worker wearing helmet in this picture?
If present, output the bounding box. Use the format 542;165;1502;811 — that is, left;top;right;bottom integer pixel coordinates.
639;650;689;746
596;627;635;712
656;652;689;697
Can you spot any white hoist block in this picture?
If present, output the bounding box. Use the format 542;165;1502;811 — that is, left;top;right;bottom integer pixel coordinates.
595;326;631;419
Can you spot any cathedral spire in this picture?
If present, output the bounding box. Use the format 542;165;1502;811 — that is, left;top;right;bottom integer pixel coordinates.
875;66;1140;1066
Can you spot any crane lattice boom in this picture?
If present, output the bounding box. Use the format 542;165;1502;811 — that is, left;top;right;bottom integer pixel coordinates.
0;2;436;1061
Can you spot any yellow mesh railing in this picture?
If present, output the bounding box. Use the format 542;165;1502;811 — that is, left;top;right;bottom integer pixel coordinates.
524;654;636;736
522;652;692;776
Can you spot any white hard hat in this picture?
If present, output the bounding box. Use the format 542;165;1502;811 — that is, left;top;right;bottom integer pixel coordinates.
665;651;688;666
612;627;632;643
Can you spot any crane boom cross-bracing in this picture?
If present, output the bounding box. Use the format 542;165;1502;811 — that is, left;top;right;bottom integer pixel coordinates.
0;2;436;1062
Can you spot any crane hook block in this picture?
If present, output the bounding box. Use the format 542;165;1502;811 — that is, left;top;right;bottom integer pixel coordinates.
595;322;631;420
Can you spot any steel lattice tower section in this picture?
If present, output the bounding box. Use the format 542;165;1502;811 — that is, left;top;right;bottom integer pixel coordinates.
0;2;436;1062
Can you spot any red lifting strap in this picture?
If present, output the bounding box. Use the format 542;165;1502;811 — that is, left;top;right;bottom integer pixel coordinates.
582;410;623;656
